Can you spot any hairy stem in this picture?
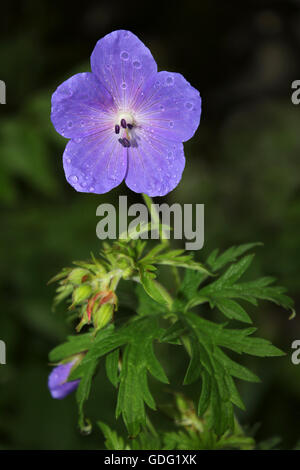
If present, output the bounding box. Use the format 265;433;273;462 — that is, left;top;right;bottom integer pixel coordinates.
142;193;180;289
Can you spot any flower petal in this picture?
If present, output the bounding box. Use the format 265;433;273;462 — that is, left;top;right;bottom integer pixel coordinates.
51;72;115;139
136;71;201;143
90;30;157;110
48;362;80;400
50;380;80;400
63;132;127;194
125;134;185;196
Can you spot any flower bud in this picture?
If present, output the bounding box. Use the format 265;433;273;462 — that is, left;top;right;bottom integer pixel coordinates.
68;268;90;285
93;303;114;334
72;284;92;305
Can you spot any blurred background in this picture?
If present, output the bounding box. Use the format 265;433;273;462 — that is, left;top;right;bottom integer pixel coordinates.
1;0;300;449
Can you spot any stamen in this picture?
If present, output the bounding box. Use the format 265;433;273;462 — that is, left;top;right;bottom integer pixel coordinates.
121;118;127;129
118;137;131;148
115;124;120;134
123;138;131;147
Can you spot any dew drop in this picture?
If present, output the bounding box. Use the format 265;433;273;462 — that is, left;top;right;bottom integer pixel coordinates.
154;80;160;89
67;121;73;128
169;121;174;128
185;102;193;110
120;51;129;60
71;175;78;183
159;104;165;111
121;82;127;89
166;76;174;86
66;157;71;164
133;60;141;69
80;120;85;127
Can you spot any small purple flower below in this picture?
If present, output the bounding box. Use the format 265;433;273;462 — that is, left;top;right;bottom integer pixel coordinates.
51;30;202;197
48;361;80;399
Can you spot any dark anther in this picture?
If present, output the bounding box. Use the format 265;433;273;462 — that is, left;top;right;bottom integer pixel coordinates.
121;118;127;129
123;138;131;147
127;123;133;129
118;137;131;148
115;124;120;134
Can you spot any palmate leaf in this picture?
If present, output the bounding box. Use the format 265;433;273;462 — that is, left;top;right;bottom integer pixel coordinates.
140;245;211;275
65;317;168;436
115;317;169;436
181;311;284;436
182;248;294;322
207;243;263;272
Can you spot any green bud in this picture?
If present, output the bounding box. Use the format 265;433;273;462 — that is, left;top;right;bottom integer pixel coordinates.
76;306;90;332
68;268;90;285
72;284;92;305
93;303;114;334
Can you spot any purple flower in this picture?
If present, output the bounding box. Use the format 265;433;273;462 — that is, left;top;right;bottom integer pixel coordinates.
51;30;201;197
48;361;80;399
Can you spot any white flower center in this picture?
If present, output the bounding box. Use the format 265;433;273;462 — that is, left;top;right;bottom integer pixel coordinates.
117;112;134;126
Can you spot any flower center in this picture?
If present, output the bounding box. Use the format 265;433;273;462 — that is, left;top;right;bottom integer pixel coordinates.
114;112;135;148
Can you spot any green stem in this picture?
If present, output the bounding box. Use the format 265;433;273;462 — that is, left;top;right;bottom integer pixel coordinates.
142;193;181;290
142;193;169;244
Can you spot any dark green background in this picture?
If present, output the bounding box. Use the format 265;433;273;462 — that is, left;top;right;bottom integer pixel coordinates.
0;0;300;449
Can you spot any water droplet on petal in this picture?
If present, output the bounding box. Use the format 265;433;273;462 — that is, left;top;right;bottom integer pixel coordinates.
169;121;174;128
166;76;174;86
121;82;127;89
185;102;193;110
71;175;78;183
89;186;95;192
120;51;129;60
133;60;141;69
159;105;165;111
66;158;71;164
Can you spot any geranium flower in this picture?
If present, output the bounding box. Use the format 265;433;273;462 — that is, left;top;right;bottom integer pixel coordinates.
51;30;201;196
48;361;80;399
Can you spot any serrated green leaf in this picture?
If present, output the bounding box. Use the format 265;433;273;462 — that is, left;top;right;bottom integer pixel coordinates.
49;332;93;362
198;370;211;416
160;320;187;343
105;349;120;388
215;299;252;324
135;284;166;316
98;421;127;450
181;311;284;435
140;268;172;309
115;317;168;436
207;243;262;272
